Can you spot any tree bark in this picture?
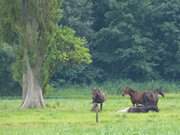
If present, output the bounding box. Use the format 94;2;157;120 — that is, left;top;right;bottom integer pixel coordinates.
22;72;27;102
21;53;45;108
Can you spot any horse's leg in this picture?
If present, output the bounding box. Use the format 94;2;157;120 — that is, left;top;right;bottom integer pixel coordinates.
100;103;103;111
151;106;159;112
131;101;135;107
143;94;151;107
155;106;159;112
149;105;159;112
151;101;159;112
91;103;97;112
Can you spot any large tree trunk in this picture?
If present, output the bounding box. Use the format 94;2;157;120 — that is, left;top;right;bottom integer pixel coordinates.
21;0;45;108
22;72;27;102
21;54;45;108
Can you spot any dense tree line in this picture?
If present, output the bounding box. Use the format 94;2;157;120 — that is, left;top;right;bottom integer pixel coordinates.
55;0;180;84
1;0;180;96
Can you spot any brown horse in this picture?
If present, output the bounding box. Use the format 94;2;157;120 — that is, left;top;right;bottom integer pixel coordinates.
92;88;106;111
122;87;164;107
122;87;145;106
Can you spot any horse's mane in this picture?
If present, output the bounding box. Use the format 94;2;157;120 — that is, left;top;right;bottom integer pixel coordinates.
126;87;136;93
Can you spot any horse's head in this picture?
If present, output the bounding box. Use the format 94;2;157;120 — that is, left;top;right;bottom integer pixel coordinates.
155;88;165;97
122;87;134;96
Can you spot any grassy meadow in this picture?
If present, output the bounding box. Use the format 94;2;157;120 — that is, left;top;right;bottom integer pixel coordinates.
1;89;180;135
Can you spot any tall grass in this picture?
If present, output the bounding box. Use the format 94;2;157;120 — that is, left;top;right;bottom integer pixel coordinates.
46;80;180;97
1;80;179;99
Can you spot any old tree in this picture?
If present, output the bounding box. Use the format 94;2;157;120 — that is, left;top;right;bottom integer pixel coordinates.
0;0;91;108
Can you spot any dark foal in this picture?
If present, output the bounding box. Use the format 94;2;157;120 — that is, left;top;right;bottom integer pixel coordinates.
128;105;148;113
128;104;159;113
92;88;106;111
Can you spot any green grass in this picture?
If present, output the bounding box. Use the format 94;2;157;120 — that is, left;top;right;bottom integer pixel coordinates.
1;93;180;135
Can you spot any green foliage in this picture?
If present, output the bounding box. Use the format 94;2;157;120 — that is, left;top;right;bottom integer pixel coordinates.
0;0;92;94
91;0;109;31
0;0;20;44
1;0;180;96
0;43;20;96
89;0;153;80
61;0;94;39
45;0;180;85
42;26;91;91
145;0;180;79
89;0;180;81
48;27;91;64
